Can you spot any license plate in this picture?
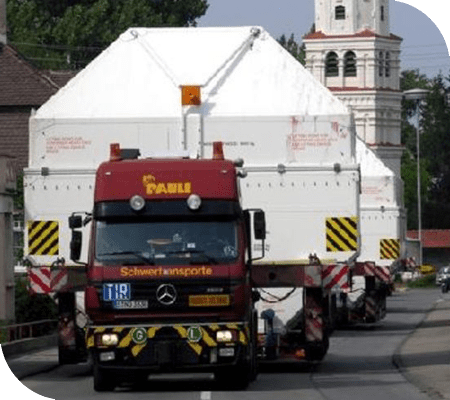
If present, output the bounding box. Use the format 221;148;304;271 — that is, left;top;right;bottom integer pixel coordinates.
113;300;148;309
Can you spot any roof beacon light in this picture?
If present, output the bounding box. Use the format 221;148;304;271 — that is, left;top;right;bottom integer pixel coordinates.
110;143;122;161
130;195;145;211
187;194;202;211
181;86;201;106
213;141;224;160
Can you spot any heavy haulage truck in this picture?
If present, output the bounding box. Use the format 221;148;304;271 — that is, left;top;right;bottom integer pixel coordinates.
22;26;404;390
69;141;265;390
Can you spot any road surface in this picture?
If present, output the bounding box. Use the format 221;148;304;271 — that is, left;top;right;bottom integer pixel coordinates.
17;288;444;400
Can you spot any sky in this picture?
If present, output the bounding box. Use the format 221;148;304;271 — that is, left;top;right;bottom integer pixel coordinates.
198;0;450;79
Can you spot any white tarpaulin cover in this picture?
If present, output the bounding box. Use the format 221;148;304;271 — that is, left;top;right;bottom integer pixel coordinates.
35;27;348;120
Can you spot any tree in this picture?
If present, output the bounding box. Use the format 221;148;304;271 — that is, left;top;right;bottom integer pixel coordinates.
400;69;450;229
277;33;305;65
420;74;450;228
6;0;209;69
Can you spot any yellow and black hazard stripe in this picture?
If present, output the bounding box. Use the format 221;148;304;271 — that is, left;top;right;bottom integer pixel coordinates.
326;216;358;252
380;239;400;260
28;220;59;256
86;323;249;359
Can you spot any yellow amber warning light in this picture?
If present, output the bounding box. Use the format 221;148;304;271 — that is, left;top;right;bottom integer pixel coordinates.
188;294;230;307
181;85;201;106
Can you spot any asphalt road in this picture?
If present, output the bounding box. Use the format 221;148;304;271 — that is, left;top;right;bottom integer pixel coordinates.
18;288;442;400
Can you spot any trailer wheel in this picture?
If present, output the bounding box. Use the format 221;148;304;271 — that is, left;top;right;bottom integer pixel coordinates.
93;364;116;392
307;335;329;362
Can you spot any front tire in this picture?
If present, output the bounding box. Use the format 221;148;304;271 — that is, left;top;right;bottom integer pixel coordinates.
93;363;116;392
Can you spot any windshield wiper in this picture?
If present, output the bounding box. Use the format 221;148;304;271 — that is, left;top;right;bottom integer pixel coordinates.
165;250;219;265
98;251;154;265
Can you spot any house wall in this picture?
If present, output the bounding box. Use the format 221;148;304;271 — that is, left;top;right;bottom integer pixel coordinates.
0;155;16;321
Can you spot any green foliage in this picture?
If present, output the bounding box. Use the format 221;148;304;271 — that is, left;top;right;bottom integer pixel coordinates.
14;276;57;323
278;33;305;65
7;0;209;69
406;274;436;288
401;69;450;229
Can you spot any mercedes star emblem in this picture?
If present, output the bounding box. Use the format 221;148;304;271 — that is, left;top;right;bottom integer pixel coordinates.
156;284;177;305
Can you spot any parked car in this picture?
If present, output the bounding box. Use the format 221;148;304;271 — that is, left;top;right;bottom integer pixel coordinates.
436;266;450;285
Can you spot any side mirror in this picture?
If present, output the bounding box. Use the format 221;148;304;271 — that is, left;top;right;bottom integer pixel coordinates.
70;230;82;261
69;215;83;229
253;210;266;240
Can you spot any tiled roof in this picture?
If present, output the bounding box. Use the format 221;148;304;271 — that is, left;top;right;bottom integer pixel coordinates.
407;230;450;248
0;43;77;172
0;44;60;106
303;29;402;41
328;87;401;93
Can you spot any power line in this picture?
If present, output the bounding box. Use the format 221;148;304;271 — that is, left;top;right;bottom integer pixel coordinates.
9;41;105;52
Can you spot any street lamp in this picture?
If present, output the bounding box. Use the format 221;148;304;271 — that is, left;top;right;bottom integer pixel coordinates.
403;88;429;266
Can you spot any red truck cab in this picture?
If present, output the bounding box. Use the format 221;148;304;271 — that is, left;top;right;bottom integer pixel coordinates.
69;143;264;391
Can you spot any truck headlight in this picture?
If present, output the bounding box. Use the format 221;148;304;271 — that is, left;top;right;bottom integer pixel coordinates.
97;333;119;347
216;330;235;343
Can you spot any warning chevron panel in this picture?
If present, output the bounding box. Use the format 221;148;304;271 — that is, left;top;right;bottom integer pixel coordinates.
326;217;358;252
380;238;400;260
28;220;59;256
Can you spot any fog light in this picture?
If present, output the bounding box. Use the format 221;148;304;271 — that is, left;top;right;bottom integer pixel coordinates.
99;351;115;362
219;348;235;357
216;330;235;343
100;333;119;347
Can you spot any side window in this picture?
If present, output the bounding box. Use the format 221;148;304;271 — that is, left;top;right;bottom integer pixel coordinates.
325;52;339;77
335;6;346;20
344;51;357;77
378;51;384;77
385;52;391;77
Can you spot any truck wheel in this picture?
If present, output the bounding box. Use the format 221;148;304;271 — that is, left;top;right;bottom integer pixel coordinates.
58;348;77;365
215;364;251;390
307;336;329;362
248;311;258;382
93;364;115;392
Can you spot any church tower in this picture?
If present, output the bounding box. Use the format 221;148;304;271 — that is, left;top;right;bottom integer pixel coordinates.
304;0;403;176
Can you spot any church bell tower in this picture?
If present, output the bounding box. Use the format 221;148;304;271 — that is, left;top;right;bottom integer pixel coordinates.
304;0;403;176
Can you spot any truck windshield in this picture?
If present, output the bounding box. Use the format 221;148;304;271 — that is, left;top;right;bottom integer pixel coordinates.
95;220;239;265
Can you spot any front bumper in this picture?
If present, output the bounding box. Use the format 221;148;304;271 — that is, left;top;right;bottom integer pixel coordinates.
86;323;249;371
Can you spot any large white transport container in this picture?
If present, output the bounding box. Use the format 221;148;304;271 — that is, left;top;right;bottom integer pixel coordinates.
26;26;360;266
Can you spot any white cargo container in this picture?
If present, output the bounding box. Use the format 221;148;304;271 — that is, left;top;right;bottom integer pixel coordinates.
26;26;359;267
357;138;405;267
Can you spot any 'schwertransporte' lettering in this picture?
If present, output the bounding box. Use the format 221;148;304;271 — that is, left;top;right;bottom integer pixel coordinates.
120;266;213;278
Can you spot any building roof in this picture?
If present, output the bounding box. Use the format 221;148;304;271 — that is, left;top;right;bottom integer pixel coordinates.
0;44;61;106
303;29;402;41
407;230;450;248
0;43;77;171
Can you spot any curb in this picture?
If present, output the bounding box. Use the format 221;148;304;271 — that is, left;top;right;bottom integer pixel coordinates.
392;298;444;400
1;334;58;359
